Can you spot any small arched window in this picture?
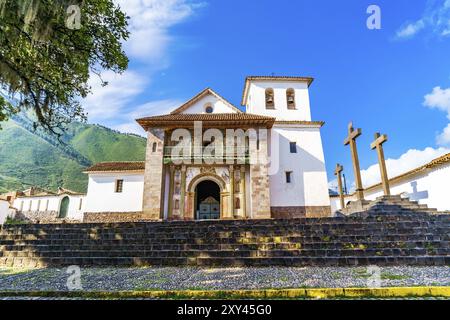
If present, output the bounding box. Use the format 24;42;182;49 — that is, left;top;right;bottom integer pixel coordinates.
286;88;295;109
174;199;180;210
152;142;157;152
265;88;274;109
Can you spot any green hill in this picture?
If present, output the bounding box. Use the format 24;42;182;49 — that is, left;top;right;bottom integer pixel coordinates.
0;114;146;193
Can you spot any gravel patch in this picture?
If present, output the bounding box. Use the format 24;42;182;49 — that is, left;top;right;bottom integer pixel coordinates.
0;266;449;292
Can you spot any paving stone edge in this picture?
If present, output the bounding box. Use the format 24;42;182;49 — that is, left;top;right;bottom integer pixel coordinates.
0;287;449;299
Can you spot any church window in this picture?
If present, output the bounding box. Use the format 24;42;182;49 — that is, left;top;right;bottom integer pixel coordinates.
152;142;157;153
235;198;241;209
115;179;124;193
289;142;297;153
265;88;274;109
205;104;214;113
285;171;293;183
286;88;296;109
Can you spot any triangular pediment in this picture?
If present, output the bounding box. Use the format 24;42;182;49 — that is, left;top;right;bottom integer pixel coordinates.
170;88;242;114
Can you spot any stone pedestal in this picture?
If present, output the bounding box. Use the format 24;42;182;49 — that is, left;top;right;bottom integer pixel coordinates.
340;199;372;215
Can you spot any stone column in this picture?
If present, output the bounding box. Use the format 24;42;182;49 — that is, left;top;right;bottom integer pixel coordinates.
167;165;175;220
220;191;229;219
249;129;271;219
142;128;165;219
240;166;246;218
186;191;195;220
229;165;235;218
180;165;187;218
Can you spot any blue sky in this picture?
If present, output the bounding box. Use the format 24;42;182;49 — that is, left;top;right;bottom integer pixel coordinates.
84;0;450;190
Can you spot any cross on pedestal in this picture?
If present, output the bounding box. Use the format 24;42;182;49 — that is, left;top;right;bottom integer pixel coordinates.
344;122;364;200
334;163;345;209
370;132;390;196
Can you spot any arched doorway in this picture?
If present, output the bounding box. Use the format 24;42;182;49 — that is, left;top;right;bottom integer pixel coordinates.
59;196;69;218
195;180;220;220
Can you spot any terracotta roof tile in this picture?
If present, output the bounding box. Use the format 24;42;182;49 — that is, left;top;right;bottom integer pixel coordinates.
136;113;275;130
274;120;325;127
84;162;145;173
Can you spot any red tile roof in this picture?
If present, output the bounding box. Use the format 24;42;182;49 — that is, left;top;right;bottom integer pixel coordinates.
136;113;276;130
84;162;145;173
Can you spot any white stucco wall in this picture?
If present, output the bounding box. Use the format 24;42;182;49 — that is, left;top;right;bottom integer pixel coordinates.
0;199;9;224
84;172;144;212
330;163;450;212
12;194;85;220
180;94;238;114
269;124;330;207
245;80;312;120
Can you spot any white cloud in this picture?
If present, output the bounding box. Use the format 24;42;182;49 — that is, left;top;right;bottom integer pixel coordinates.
396;0;450;39
111;99;182;135
437;123;450;145
424;86;450;118
423;86;450;146
83;1;203;127
83;70;148;121
328;179;338;194
115;0;204;62
360;147;450;188
396;20;425;38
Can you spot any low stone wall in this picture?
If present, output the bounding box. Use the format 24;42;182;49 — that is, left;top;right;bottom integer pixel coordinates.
271;206;331;218
14;211;81;223
83;212;145;223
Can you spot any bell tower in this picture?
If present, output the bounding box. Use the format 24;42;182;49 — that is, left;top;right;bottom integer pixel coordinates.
241;76;314;121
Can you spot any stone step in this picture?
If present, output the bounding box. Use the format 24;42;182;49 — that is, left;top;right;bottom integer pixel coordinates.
1;240;447;252
1;255;448;268
1;224;447;238
1;215;448;267
2;247;449;259
1;215;448;231
0;233;445;246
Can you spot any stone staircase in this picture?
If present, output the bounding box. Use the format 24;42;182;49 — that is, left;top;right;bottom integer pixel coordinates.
341;195;442;216
0;211;449;267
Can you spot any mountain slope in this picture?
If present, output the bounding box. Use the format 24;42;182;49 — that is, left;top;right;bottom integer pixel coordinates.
0;116;146;193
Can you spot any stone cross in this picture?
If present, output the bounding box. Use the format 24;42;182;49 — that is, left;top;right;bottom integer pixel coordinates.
370;132;390;196
344;122;364;200
334;163;345;209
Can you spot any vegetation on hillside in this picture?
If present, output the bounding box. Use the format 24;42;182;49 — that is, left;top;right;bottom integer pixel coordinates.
0;114;146;193
0;0;129;133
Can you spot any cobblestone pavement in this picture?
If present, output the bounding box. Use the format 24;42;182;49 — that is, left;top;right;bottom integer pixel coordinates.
0;266;450;291
0;266;449;292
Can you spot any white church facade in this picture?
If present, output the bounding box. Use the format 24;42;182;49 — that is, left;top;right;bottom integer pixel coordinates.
82;76;332;222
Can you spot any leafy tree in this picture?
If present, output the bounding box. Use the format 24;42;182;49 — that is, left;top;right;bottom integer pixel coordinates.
0;0;129;134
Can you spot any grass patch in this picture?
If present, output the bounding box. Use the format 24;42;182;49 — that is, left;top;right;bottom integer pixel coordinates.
381;273;409;281
0;286;448;300
4;217;28;225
